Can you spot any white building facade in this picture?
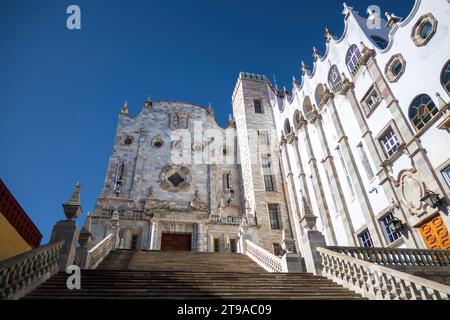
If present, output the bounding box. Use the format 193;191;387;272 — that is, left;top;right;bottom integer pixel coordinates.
269;0;450;252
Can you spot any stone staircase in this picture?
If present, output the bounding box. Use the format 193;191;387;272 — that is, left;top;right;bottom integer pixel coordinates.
23;249;364;300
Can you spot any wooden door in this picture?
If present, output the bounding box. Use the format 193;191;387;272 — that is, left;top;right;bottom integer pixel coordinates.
418;215;450;250
161;233;192;251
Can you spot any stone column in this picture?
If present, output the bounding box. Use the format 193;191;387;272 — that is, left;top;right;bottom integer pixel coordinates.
313;113;357;246
291;134;312;203
297;117;337;245
327;92;384;246
51;182;82;271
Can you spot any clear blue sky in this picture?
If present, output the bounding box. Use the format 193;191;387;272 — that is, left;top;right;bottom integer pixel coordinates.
0;0;415;243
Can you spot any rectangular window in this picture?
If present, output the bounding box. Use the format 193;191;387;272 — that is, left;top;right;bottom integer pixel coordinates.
357;142;375;180
268;204;282;230
337;147;355;197
264;175;275;192
261;156;276;192
253;99;263;113
442;166;450;188
213;238;220;252
379;212;401;244
273;243;284;257
357;229;374;248
362;85;382;113
379;129;400;157
229;239;237;253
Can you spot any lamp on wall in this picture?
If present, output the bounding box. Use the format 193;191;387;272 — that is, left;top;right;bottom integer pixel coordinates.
420;190;442;208
388;217;404;233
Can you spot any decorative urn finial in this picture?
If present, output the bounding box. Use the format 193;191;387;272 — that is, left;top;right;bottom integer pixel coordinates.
62;182;82;220
206;103;214;116
120;101;129;115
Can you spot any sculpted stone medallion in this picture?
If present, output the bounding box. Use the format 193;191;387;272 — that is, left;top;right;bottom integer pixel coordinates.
159;165;191;192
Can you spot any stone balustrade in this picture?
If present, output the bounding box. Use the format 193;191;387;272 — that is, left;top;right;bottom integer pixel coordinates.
88;234;114;269
326;246;450;267
245;240;283;273
318;247;450;300
0;240;64;300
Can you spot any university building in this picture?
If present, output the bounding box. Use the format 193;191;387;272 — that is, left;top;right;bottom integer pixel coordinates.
89;0;449;255
1;0;449;300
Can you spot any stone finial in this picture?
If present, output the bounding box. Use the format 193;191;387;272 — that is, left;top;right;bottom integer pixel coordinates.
292;76;298;87
227;114;235;127
435;92;447;109
120;101;128;115
301;61;309;76
144;95;152;109
312;47;320;62
62;182;82;220
299;194;316;230
206;103;214;116
385;12;401;28
325;27;334;42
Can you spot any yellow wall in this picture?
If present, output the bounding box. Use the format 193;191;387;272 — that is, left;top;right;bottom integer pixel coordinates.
0;212;32;261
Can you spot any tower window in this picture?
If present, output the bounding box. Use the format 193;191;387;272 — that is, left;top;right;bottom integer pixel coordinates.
268;204;282;230
273;243;284;257
253;99;263;113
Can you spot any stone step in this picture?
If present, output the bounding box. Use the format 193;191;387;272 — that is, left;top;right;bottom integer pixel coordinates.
23;250;364;300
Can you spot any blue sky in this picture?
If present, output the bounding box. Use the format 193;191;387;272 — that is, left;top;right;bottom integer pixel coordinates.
0;0;415;243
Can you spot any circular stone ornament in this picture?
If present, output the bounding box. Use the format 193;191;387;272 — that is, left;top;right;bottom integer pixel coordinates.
159;165;192;192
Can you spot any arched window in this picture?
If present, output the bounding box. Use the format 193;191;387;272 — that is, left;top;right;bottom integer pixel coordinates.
441;60;450;95
293;110;301;129
345;44;362;76
371;35;388;49
409;94;438;131
303;96;314;116
284;119;292;134
328;65;342;93
315;84;325;107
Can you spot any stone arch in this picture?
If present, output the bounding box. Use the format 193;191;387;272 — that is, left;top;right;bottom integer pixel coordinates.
314;84;325;107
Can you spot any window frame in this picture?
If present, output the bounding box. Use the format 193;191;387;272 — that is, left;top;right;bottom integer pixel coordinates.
268;203;282;230
385;53;406;83
345;44;362;77
379;212;401;244
361;83;383;117
328;65;343;93
408;94;438;132
411;13;438;47
357;229;374;248
253;99;263;114
376;121;404;161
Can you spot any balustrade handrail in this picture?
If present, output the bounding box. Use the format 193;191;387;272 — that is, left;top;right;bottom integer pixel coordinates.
88;233;114;269
318;247;450;300
326;245;450;267
245;240;282;273
0;240;64;300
